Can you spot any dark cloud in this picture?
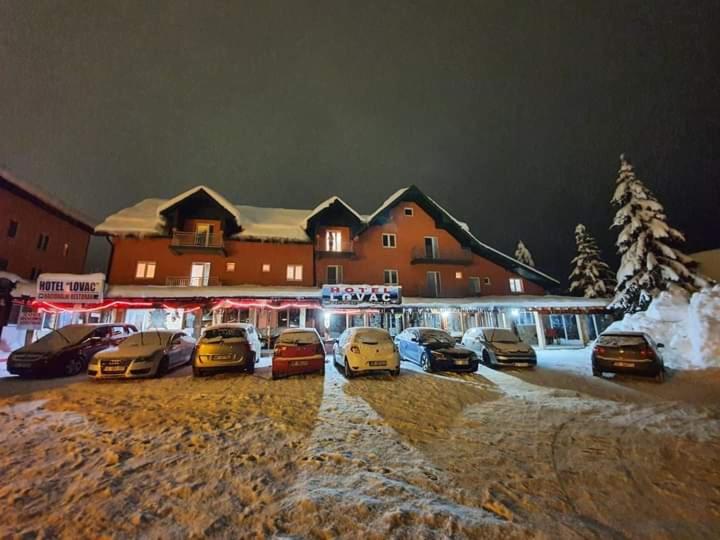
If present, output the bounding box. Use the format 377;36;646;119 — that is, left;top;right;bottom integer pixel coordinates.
1;1;718;282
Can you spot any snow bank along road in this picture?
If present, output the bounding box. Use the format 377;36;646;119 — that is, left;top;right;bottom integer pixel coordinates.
1;350;719;539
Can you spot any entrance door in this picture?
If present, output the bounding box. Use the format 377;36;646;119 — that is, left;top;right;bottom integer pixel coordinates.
190;262;211;286
195;224;214;246
424;237;438;259
426;271;441;297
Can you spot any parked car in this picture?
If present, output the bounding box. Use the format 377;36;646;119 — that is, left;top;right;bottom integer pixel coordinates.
591;331;666;382
461;327;537;368
7;323;136;378
271;328;325;379
193;324;256;377
333;327;400;378
88;330;195;379
395;327;478;373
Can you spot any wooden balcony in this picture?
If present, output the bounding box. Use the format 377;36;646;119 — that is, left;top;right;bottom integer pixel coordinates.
410;246;473;265
170;231;226;255
315;239;357;259
165;276;221;287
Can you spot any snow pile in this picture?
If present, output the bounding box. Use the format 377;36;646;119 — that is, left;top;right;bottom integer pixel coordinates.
606;285;720;369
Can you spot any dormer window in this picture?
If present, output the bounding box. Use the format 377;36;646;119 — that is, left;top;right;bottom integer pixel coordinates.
403;207;414;216
325;230;342;252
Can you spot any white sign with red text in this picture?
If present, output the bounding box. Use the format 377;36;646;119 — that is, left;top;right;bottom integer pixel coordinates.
36;273;105;304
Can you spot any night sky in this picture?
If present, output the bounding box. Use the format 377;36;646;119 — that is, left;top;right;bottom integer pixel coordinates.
1;1;718;284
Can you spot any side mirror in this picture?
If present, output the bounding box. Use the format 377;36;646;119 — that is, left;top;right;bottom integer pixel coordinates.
656;343;665;348
410;336;418;342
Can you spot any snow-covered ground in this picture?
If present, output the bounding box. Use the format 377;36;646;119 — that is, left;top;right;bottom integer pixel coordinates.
1;350;719;538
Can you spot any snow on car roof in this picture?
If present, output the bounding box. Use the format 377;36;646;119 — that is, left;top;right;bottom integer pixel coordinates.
204;323;255;330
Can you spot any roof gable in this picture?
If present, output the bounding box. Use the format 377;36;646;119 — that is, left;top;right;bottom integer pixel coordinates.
303;196;365;234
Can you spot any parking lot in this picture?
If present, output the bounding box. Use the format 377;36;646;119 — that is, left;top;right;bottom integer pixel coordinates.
1;349;719;538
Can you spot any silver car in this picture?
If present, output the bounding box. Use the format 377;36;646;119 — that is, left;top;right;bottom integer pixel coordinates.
89;330;196;379
461;327;537;368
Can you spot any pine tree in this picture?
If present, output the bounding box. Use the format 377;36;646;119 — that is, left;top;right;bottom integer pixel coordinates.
569;224;615;298
610;154;707;312
514;240;535;267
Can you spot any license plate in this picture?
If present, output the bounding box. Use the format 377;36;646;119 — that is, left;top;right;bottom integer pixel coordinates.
13;362;30;368
291;360;309;367
455;359;469;366
369;361;386;367
614;362;634;368
515;363;529;367
213;354;233;361
103;366;126;373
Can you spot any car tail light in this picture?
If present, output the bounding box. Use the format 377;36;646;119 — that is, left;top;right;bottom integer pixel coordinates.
274;345;286;356
350;345;360;354
316;343;325;355
639;347;654;359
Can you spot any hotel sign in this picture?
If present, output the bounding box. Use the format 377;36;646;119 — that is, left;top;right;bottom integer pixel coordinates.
321;285;401;306
36;273;105;304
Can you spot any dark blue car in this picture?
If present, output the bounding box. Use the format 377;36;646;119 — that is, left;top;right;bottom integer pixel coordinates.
394;327;478;373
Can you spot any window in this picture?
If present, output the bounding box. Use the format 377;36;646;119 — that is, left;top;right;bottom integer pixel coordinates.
326;265;343;284
63;243;70;257
509;278;524;293
286;264;303;282
0;258;7;271
226;262;236;272
325;230;342;252
262;264;271;272
426;271;441;297
382;233;397;248
7;220;18;238
190;262;211;286
483;277;491;285
469;276;481;294
455;271;463;279
135;261;157;279
424;236;438;258
403;207;414;216
384;269;399;285
36;233;49;251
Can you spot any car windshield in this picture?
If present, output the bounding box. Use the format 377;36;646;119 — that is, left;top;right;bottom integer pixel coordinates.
354;329;392;345
419;330;454;345
597;335;647;347
278;331;319;345
119;332;170;348
202;327;247;342
486;329;520;344
25;325;95;352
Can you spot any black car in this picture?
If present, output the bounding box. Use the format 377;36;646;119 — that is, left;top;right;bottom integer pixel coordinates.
591;331;666;382
7;323;136;378
395;327;478;373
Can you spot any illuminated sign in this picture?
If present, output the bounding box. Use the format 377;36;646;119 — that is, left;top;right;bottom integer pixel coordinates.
321;285;401;306
36;273;105;304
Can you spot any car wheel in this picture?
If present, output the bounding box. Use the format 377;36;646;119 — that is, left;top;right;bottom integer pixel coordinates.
156;356;169;378
192;366;203;377
64;356;84;376
655;370;665;383
187;348;196;366
482;351;491;367
344;359;354;379
592;368;602;377
247;360;255;375
391;368;400;377
421;353;433;373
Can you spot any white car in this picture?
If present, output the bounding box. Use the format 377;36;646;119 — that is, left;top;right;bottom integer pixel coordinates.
203;323;262;357
333;327;400;378
89;330;196;379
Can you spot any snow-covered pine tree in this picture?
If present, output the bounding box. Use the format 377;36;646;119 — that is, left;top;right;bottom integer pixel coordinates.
610;154;707;312
514;240;535;267
569;224;615;298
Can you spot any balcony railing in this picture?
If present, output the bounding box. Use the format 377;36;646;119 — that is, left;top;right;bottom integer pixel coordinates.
315;239;356;258
170;231;226;254
410;246;472;265
165;276;221;287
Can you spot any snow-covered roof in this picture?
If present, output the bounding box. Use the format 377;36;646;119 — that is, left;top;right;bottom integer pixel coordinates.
302;196;364;229
402;295;609;309
365;187;410;223
157;185;243;223
105;284;322;299
0;168;96;230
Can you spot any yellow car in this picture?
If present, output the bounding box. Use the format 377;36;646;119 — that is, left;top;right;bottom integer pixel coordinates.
333;327;400;378
193;324;257;377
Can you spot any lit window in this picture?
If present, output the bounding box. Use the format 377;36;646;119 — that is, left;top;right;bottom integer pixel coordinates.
63;243;70;257
382;233;397;248
325;230;342;252
509;278;524;293
326;265;343;284
7;220;18;238
286;264;303;282
469;277;481;293
384;269;399;285
483;277;491;285
455;272;463;279
226;262;236;272
262;264;271;272
135;261;157;279
403;207;414;216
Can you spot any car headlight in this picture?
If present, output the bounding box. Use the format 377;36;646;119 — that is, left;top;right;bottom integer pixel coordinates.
89;357;99;365
431;350;445;358
133;355;155;364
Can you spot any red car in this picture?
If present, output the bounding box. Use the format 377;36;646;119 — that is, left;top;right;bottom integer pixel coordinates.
271;328;325;379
